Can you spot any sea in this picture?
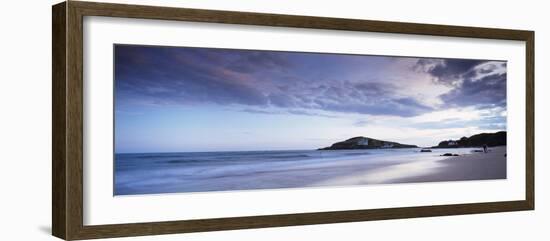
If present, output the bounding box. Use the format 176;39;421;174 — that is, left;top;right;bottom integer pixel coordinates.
114;147;479;195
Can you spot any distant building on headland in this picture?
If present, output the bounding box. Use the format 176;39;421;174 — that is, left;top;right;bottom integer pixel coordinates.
381;143;394;148
447;140;458;146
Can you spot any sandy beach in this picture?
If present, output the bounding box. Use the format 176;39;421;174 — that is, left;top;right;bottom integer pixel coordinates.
391;146;507;183
312;146;507;186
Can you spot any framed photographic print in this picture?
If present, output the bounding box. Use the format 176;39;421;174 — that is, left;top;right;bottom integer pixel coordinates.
52;1;534;240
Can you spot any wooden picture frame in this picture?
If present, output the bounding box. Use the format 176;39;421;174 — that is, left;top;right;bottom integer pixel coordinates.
52;1;534;240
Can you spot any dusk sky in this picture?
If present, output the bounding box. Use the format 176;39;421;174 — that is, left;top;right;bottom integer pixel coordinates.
114;45;507;153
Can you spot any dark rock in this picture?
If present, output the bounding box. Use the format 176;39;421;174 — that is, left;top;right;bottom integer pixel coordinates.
420;149;432;152
319;136;417;150
441;153;454;156
433;131;506;148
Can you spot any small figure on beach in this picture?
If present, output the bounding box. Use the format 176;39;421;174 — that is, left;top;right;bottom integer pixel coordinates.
483;144;488;153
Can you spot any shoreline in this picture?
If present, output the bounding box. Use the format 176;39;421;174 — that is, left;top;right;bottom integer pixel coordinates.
389;146;506;183
115;146;507;195
311;146;506;186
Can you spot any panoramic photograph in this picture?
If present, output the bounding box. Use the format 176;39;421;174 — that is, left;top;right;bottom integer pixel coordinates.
114;44;507;195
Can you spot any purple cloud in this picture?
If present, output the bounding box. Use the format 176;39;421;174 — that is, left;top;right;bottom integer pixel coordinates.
415;58;507;108
118;46;506;118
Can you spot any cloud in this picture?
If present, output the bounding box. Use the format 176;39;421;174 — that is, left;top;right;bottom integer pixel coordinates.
240;108;278;115
268;93;297;108
226;51;293;74
115;45;269;107
409;115;506;130
353;119;370;127
416;58;487;85
240;108;338;118
415;58;507;108
116;46;506;118
306;82;433;117
440;73;507;108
